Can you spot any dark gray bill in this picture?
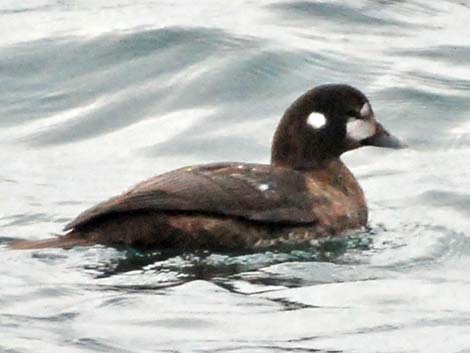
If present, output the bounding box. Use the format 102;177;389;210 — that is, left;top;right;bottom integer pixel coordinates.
363;123;407;149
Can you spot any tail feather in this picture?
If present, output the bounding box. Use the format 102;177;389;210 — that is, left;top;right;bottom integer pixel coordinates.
9;233;91;250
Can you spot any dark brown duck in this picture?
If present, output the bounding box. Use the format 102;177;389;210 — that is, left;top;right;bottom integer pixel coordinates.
11;84;404;251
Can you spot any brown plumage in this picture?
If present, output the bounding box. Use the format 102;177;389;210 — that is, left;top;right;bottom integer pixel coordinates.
11;84;404;251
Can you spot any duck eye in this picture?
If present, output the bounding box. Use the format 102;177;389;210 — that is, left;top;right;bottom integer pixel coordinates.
347;110;358;118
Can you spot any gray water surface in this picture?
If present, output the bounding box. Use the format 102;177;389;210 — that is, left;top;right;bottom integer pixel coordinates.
1;1;470;352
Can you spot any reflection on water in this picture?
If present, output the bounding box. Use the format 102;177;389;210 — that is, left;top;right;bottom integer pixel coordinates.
1;0;470;352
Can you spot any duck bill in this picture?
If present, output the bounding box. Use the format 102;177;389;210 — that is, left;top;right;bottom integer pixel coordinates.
364;123;406;149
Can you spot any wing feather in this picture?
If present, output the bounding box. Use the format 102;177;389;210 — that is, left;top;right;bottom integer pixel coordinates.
64;163;319;231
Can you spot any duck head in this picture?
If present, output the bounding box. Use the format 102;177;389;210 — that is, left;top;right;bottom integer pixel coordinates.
271;84;405;170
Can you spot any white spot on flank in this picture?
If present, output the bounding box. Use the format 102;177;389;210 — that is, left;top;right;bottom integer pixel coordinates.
307;112;327;129
258;183;270;191
347;118;376;141
237;165;244;169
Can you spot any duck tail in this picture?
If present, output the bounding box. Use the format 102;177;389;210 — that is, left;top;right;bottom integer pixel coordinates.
8;232;90;250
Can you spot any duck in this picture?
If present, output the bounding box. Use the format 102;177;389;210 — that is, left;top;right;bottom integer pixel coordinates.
11;84;404;251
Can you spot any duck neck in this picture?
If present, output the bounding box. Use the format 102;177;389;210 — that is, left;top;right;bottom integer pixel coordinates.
271;122;342;170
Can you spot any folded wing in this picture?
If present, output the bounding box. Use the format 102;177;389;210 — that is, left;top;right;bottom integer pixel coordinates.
64;163;322;231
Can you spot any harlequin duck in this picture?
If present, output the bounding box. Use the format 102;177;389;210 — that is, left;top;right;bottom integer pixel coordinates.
11;84;404;251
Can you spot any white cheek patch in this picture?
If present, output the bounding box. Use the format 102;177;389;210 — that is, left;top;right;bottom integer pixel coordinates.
347;118;376;141
307;112;327;129
360;102;372;118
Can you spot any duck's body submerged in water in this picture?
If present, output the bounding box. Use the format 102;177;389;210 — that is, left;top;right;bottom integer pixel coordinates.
11;84;404;251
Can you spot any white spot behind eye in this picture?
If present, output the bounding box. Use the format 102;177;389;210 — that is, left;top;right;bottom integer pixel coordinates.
360;102;372;118
258;183;270;191
307;112;326;129
347;118;376;141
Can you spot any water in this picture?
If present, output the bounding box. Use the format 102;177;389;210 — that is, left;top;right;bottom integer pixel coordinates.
1;1;470;352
